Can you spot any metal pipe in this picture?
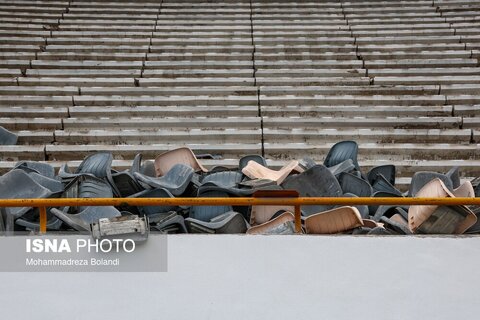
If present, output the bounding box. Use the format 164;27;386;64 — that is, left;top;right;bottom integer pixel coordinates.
0;197;479;208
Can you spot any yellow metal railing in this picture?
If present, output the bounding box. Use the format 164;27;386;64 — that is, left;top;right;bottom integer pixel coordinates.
1;196;479;234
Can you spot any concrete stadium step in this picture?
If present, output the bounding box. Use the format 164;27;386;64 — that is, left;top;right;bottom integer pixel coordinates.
260;105;453;117
79;86;257;96
72;95;258;106
0;95;72;106
0;106;68;117
262;116;462;129
149;45;253;54
455;105;480;117
46;37;151;45
137;78;254;86
0;146;45;161
144;61;253;69
259;85;440;96
44;45;150;53
255;77;370;86
69;105;258;118
364;58;478;68
142;69;253;78
0;118;62;130
259;95;446;106
463;118;480;128
62;117;261;130
254;45;358;53
36;52;146;61
26;69;141;78
0;45;40;52
0;86;78;96
17;77;136;87
255;60;362;69
368;67;480;77
54;129;261;145
264;143;479;161
357;43;467;52
255;69;366;77
45;144;262;161
254;52;359;61
146;53;253;62
373;76;480;85
262;128;471;144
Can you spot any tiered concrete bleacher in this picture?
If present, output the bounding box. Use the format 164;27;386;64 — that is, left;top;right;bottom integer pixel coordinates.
0;0;479;190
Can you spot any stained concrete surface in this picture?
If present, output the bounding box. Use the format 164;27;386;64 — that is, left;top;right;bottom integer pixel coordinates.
0;235;479;319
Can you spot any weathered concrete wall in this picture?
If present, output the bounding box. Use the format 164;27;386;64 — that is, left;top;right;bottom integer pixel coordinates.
0;234;479;319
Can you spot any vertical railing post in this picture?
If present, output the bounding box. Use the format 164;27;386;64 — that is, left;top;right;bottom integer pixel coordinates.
39;206;47;234
294;204;301;234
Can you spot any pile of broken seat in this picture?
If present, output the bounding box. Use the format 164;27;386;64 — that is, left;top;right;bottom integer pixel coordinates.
0;141;479;236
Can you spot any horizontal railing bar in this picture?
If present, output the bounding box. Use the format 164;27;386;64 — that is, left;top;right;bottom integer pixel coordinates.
0;197;479;207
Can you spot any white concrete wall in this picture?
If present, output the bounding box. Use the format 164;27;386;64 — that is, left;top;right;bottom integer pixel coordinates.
0;235;479;319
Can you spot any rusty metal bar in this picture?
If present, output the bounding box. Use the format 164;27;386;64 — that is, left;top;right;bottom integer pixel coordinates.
39;206;47;234
0;197;479;208
1;197;478;233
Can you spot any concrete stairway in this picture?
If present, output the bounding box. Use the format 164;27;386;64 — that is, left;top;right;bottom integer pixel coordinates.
0;0;479;190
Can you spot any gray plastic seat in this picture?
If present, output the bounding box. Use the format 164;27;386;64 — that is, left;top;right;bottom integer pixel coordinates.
186;211;248;234
281;165;343;216
51;206;121;232
190;190;233;222
335;193;369;219
28;172;64;194
0;170;52;222
128;188;178;217
58;152;113;180
323;140;360;171
445;166;460;189
328;159;356;177
371;174;402;196
298;157;317;171
367;165;395;186
152;213;188;234
338;172;373;197
16;215;63;231
0;126;17;145
59;152;120;196
369;191;403;216
198;171;253;196
373;205;409;222
408;171;453;197
14;161;55;178
134;163;194;196
111;171;144;197
239;155;267;171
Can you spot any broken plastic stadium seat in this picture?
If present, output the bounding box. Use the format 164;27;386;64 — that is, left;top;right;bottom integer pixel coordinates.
51;206;121;232
367;165;396;187
127;188;178;217
408;171;453;197
14;161;55;178
250;205;296;225
134;163;194;196
338;172;373;197
186;211;248;234
0;126;17;145
408;178;477;234
246;211;296;235
323;141;360;172
198;170;254;196
0;169;52;221
242;160;299;185
304;206;363;234
281;165;343;216
189;190;233;222
154;147;208;177
239;155;267;171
